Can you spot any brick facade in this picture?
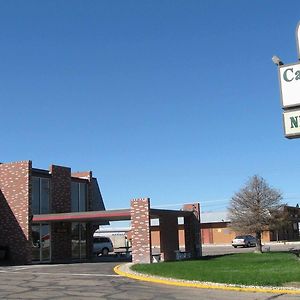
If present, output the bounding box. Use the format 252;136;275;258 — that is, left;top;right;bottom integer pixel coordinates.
0;160;201;265
149;204;202;260
159;215;179;261
47;166;104;262
50;165;72;261
0;161;32;264
48;166;101;262
50;165;71;213
183;203;202;258
131;198;152;264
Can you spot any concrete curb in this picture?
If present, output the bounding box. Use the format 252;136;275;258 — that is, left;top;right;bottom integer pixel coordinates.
114;263;300;295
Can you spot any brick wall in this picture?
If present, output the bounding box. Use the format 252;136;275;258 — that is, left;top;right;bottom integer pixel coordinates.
50;165;71;213
151;225;186;248
131;198;152;264
50;165;72;261
159;215;179;261
0;161;32;264
183;203;202;258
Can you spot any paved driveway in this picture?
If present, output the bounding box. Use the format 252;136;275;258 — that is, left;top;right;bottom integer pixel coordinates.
0;262;299;300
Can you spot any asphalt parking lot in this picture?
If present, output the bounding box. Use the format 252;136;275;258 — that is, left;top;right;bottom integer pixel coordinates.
0;243;299;300
0;262;299;300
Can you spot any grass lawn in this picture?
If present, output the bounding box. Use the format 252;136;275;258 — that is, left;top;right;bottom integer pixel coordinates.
131;252;300;287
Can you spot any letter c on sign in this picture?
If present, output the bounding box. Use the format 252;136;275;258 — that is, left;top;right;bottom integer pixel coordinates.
283;68;294;82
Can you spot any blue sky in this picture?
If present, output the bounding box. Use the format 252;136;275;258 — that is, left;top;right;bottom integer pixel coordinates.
1;1;300;212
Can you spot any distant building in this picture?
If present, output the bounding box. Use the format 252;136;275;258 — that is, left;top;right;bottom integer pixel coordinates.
200;206;300;244
150;206;300;246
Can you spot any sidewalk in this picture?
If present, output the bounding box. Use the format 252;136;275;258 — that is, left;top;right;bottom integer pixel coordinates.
114;263;300;295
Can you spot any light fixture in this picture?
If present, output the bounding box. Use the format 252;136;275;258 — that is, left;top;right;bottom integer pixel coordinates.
272;55;284;66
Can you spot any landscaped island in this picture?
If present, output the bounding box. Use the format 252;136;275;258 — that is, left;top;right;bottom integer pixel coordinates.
131;253;300;287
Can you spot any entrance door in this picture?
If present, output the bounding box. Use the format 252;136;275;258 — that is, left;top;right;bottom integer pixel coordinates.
71;222;86;260
31;224;51;262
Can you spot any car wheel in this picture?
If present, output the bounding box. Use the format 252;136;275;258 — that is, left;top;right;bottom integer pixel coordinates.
246;242;251;247
102;248;109;256
233;246;237;248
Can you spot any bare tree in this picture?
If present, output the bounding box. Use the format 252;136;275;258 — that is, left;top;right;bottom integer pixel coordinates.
228;175;283;253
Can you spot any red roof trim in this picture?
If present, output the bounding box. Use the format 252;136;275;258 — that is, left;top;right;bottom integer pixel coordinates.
32;210;131;223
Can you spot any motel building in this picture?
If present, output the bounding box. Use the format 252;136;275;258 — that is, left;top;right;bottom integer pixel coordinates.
0;161;201;265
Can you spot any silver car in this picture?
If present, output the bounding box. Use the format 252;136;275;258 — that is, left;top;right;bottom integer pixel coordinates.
232;235;257;248
93;237;114;256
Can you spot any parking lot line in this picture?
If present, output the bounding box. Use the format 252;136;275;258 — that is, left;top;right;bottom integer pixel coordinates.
0;270;120;277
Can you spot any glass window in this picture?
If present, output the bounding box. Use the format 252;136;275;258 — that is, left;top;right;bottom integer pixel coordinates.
79;183;86;211
32;177;40;215
71;182;79;212
71;222;86;259
71;223;80;259
41;179;50;214
71;182;87;212
31;224;50;262
80;223;86;259
32;177;50;214
41;224;50;261
31;225;41;261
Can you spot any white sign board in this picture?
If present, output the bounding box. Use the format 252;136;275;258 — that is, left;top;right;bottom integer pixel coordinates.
283;109;300;138
279;62;300;108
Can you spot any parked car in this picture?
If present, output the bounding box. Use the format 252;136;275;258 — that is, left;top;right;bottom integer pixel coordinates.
232;235;257;248
93;237;114;256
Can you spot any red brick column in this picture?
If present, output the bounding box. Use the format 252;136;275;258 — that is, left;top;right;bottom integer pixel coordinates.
183;203;202;258
50;165;71;213
130;198;152;264
159;215;179;261
0;161;32;264
50;165;72;261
